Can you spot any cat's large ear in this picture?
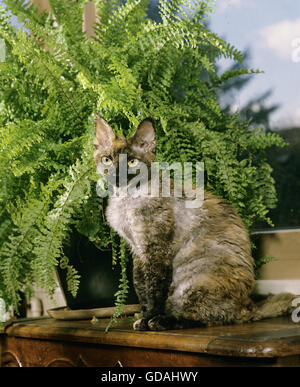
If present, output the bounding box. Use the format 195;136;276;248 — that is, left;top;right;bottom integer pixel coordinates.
130;118;156;153
94;114;116;151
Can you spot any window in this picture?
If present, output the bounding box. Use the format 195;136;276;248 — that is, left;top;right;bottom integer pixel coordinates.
211;0;300;229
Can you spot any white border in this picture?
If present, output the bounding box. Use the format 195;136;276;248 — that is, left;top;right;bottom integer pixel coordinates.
255;280;300;295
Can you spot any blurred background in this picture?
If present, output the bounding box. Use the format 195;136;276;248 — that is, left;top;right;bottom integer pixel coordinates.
211;0;300;230
148;0;300;229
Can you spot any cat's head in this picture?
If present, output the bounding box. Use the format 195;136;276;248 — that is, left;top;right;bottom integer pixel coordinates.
94;115;156;188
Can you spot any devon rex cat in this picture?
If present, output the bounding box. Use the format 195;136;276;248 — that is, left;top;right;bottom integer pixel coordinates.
94;114;295;331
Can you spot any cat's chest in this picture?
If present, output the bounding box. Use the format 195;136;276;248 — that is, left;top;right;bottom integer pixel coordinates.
106;197;141;246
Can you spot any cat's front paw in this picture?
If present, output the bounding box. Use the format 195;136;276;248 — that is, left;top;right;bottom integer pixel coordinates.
133;318;148;331
147;315;172;331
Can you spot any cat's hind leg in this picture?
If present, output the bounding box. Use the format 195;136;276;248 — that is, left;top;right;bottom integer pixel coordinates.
167;280;254;326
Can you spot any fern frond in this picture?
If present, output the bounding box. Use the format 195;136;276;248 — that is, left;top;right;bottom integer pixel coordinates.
32;155;93;295
0;184;55;310
105;238;130;332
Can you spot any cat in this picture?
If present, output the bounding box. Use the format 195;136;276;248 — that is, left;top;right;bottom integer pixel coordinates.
94;114;296;331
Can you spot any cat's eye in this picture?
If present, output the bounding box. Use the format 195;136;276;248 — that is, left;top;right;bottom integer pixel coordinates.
128;158;139;168
101;156;113;166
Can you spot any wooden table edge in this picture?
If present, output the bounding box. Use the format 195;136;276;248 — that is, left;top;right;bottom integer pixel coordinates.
2;317;300;359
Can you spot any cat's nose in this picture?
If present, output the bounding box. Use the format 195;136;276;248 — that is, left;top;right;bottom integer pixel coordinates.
115;161;129;187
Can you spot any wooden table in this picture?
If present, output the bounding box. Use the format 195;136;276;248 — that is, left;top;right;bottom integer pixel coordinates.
1;316;300;367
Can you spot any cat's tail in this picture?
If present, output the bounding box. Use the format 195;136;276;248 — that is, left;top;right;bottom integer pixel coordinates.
251;292;298;321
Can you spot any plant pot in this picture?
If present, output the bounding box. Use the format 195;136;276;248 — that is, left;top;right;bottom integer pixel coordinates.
56;230;138;310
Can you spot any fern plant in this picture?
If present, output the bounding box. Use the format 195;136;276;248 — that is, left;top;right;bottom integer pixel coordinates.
0;0;285;321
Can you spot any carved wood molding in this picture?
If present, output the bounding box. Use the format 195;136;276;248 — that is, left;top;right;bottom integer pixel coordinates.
2;351;22;367
45;354;88;367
